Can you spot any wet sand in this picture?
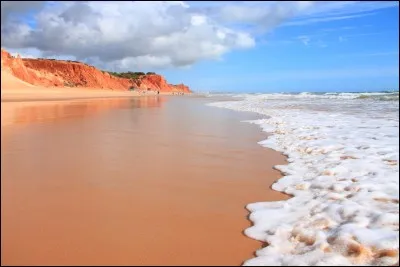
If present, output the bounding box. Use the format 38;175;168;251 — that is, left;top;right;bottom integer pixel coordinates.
1;88;171;102
1;96;288;266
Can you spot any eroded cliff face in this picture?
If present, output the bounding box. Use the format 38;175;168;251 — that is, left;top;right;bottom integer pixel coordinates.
134;74;191;93
22;58;131;90
1;49;61;87
1;49;191;93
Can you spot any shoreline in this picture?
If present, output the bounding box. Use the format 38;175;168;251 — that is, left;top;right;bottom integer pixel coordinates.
208;94;400;266
1;88;187;102
1;96;289;266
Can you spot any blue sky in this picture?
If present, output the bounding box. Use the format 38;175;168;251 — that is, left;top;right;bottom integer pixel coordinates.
1;1;399;93
161;5;399;93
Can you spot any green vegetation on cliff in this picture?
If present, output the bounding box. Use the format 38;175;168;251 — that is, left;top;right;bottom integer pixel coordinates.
108;71;147;80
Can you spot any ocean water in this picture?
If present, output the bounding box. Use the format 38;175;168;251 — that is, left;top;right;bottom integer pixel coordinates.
207;91;399;266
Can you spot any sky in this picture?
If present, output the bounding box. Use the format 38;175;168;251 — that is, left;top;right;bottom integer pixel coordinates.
1;1;399;93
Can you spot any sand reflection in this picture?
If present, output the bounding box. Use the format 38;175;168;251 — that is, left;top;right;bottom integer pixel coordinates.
1;96;165;127
1;96;287;266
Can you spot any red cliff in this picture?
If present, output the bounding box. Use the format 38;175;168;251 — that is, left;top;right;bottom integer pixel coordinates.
1;49;191;93
134;74;191;93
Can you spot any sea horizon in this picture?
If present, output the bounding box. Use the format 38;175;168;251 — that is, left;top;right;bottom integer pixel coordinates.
197;89;400;95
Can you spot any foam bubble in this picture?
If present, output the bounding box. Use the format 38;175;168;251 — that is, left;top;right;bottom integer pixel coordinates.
208;93;399;266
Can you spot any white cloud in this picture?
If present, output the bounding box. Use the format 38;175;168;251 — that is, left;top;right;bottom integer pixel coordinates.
1;1;255;70
1;1;398;70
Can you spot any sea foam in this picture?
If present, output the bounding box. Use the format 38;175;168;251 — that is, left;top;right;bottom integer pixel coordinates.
208;92;399;266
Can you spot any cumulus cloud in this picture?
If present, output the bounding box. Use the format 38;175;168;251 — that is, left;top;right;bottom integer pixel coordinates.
1;1;398;70
1;1;254;70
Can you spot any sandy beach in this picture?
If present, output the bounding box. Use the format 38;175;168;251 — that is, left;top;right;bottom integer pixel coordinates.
1;95;288;266
2;1;398;265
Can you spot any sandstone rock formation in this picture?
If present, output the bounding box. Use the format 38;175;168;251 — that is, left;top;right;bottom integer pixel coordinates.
1;49;191;93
